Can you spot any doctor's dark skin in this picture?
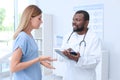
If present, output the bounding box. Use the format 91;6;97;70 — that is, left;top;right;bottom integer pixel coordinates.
62;12;89;62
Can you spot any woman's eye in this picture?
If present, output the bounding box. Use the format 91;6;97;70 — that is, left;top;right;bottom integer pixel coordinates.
38;18;41;20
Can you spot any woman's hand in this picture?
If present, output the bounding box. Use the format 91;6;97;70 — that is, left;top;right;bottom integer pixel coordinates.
39;56;57;62
40;61;55;69
39;56;57;69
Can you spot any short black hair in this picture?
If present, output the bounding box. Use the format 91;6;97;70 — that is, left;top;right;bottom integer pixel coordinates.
75;10;89;21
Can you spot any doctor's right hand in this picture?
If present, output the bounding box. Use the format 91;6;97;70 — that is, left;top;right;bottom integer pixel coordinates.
62;49;80;62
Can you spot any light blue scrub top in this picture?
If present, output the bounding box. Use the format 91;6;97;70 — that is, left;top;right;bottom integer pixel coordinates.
12;31;42;80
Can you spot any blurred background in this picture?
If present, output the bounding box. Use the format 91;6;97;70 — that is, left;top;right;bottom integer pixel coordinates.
0;0;120;80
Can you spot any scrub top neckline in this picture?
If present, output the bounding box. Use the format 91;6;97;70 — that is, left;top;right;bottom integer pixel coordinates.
22;31;33;39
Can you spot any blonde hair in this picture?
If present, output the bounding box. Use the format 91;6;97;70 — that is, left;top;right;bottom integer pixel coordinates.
13;5;42;39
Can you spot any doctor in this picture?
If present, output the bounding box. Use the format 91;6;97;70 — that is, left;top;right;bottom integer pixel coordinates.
61;10;102;80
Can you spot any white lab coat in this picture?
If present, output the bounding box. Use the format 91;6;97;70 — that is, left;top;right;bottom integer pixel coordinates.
61;29;102;80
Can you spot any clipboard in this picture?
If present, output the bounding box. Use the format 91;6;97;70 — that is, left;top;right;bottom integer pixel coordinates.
54;48;68;59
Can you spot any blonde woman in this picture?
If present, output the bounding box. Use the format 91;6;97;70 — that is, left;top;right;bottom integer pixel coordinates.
10;5;56;80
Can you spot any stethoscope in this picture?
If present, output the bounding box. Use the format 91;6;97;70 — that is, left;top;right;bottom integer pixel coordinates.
67;29;88;54
79;32;86;47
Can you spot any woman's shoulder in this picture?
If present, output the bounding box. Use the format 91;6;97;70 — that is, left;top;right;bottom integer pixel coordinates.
18;31;26;36
16;31;28;40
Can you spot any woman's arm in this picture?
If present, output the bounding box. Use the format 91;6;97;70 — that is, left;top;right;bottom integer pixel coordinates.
10;48;40;73
10;48;56;73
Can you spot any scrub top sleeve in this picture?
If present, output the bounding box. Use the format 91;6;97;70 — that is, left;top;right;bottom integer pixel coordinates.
13;34;27;55
76;38;102;69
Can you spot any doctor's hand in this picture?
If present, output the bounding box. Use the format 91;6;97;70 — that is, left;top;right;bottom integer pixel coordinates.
71;52;80;62
62;49;80;62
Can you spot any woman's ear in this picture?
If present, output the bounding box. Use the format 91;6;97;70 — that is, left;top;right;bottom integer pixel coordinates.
30;17;33;23
30;17;32;20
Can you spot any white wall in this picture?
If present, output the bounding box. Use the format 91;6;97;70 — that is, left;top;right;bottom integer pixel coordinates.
32;0;120;80
104;0;120;80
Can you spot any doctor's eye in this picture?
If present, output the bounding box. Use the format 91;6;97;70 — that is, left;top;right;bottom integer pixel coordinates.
73;18;81;22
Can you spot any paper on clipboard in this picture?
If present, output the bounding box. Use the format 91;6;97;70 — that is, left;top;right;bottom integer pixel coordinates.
54;48;68;59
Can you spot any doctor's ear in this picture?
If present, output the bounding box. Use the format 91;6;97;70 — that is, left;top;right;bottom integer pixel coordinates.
85;20;89;27
86;20;89;24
